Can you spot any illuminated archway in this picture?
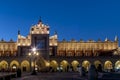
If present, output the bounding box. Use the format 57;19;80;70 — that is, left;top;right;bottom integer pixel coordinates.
71;60;79;71
50;60;58;72
94;60;102;68
10;60;19;71
36;57;46;70
104;61;113;70
115;60;120;70
0;60;8;71
21;60;30;72
82;60;91;71
60;60;69;72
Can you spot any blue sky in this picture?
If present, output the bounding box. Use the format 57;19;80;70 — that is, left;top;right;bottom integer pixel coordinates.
0;0;120;42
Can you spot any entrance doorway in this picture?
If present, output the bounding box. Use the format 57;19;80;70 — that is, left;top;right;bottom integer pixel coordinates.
23;66;26;72
12;64;17;72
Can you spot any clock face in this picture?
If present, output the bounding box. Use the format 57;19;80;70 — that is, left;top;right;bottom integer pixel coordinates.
36;39;45;49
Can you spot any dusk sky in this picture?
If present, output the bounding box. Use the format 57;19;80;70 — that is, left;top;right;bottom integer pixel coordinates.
0;0;120;42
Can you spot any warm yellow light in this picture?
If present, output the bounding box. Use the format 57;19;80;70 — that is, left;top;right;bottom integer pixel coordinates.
37;31;39;33
54;43;57;46
46;62;50;67
36;52;39;56
50;43;52;46
31;61;34;67
28;52;31;56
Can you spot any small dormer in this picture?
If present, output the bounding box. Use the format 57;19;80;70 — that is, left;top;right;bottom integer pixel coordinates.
87;39;94;42
9;38;14;42
70;38;76;42
97;38;101;42
0;38;5;42
79;39;84;42
62;38;67;42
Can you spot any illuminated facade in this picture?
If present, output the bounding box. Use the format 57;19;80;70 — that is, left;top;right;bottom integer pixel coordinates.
57;38;118;56
0;20;119;72
0;39;17;56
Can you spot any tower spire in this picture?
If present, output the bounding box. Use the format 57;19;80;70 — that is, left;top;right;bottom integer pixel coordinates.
38;16;42;24
18;30;20;35
105;37;108;41
115;36;118;42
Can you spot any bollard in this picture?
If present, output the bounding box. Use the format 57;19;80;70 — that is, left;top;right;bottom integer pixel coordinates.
88;64;98;80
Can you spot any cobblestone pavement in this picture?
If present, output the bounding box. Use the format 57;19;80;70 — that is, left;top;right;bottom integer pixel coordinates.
11;72;120;80
12;72;86;80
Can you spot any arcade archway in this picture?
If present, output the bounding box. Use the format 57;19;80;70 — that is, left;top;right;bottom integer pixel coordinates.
60;60;69;72
10;60;19;71
115;60;120;70
36;57;46;70
21;60;30;72
82;60;91;71
94;60;102;68
0;60;8;71
50;60;58;72
71;60;79;71
104;60;113;70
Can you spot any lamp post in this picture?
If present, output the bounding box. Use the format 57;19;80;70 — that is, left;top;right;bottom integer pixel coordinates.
28;47;39;75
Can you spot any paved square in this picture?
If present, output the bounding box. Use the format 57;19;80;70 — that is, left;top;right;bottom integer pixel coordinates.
12;72;86;80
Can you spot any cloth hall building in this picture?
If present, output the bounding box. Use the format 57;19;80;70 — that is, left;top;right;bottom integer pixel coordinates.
0;20;119;72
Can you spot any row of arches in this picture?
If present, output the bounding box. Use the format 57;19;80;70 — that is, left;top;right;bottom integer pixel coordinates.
0;60;120;72
0;60;30;72
50;60;120;72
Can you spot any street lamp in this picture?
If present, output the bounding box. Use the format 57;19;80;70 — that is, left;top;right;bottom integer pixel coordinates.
32;47;36;52
28;47;39;75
